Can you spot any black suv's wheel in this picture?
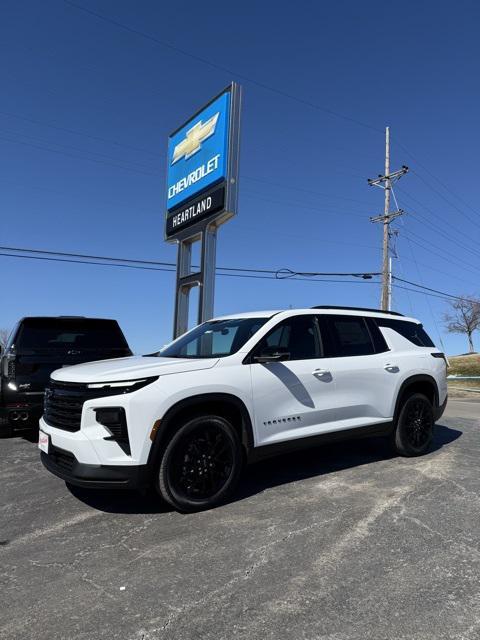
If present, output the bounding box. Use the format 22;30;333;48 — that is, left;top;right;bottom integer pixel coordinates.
156;415;243;513
393;392;434;456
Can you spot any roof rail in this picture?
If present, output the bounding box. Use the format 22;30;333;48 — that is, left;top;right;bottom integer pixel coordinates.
311;305;404;317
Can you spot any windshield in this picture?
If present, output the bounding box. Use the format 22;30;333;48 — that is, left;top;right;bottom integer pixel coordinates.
16;319;130;354
158;317;268;358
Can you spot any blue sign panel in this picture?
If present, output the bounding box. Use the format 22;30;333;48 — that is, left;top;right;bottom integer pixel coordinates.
167;91;231;211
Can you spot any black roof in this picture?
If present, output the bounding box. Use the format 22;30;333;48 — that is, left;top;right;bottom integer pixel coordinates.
311;306;404;317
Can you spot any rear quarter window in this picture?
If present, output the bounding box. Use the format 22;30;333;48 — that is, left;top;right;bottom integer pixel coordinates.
375;318;435;347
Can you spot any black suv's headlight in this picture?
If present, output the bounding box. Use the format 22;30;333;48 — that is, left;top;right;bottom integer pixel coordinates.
86;376;158;394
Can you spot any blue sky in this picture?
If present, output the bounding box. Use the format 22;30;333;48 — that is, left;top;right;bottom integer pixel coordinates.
1;0;479;355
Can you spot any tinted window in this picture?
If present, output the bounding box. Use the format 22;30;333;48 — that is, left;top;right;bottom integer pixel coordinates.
253;315;322;361
376;318;435;347
159;317;268;358
365;317;390;353
16;319;130;353
327;315;375;357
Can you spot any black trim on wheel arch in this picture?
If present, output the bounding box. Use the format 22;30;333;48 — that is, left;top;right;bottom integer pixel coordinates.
147;393;255;469
434;394;448;422
393;375;440;421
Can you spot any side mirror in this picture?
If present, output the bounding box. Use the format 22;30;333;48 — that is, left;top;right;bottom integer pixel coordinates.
253;348;290;364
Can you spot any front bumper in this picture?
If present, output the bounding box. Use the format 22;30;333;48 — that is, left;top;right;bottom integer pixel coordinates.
40;444;151;490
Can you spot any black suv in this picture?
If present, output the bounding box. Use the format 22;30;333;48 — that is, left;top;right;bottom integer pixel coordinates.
0;316;132;435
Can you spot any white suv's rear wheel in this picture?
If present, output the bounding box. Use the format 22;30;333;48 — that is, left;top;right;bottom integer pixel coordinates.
156;415;243;513
393;392;434;456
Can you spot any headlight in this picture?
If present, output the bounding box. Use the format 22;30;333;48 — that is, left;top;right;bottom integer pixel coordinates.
86;377;158;394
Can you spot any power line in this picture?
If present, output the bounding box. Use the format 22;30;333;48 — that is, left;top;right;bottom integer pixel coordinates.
0;176;158;215
0;127;159;172
410;169;480;230
0;245;380;278
242;177;373;207
0;135;159;178
62;0;382;135
393;276;480;304
240;192;371;220
2;246;475;303
391;191;446;350
391;185;480;286
0;251;380;285
0;131;379;213
391;282;464;303
401;230;480;277
394;140;480;223
397;184;480;249
0;110;160;158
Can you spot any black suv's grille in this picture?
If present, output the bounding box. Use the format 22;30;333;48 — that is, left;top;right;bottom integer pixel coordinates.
44;381;93;432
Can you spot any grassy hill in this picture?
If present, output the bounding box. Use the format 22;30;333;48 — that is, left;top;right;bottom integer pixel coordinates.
447;353;480;395
448;353;480;376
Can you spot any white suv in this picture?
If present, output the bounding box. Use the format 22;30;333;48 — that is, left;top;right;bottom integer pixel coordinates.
39;306;448;512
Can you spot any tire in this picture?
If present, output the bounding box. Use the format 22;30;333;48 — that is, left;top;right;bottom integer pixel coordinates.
156;415;243;513
393;393;434;457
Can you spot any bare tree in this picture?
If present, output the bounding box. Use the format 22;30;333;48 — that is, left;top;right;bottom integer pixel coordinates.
444;296;480;353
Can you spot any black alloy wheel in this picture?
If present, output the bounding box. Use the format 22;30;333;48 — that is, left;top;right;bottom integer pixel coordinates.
157;415;243;512
393;392;434;456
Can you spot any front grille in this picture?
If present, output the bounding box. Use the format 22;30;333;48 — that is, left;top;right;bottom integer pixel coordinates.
43;380;102;432
44;381;88;431
49;444;76;472
44;377;153;433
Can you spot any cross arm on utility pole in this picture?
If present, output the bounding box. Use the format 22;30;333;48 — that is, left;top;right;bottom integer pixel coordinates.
370;209;405;224
368;166;409;188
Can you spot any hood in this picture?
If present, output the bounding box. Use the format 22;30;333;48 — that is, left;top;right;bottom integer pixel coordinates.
50;355;219;383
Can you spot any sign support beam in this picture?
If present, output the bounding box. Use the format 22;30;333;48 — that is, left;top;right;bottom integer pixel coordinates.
172;224;218;338
198;225;217;326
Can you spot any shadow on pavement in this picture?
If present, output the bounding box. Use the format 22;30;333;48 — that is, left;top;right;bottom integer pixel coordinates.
233;423;461;503
65;423;461;514
67;484;172;514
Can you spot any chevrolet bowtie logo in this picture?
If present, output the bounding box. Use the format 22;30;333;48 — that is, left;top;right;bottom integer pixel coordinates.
171;112;219;164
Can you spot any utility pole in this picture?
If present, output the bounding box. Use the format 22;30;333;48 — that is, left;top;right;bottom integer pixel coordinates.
368;126;408;310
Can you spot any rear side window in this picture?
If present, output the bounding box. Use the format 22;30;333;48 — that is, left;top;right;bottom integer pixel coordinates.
326;315;375;357
375;318;435;347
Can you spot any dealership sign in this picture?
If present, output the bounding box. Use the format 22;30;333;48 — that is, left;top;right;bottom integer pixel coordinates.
165;84;241;240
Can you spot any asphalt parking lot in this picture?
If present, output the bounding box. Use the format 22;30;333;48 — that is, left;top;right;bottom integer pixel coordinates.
1;398;479;640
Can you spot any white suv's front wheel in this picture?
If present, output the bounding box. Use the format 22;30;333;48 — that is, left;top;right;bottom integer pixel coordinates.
156;415;243;513
393;392;435;456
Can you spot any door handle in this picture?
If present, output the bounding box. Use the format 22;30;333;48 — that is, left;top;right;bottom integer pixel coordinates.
313;368;331;378
384;363;399;373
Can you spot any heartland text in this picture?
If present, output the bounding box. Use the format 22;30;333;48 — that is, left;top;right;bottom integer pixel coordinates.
171;196;214;228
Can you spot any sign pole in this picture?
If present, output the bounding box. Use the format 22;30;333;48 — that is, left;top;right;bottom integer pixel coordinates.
173;237;193;338
198;225;217;325
165;83;241;339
